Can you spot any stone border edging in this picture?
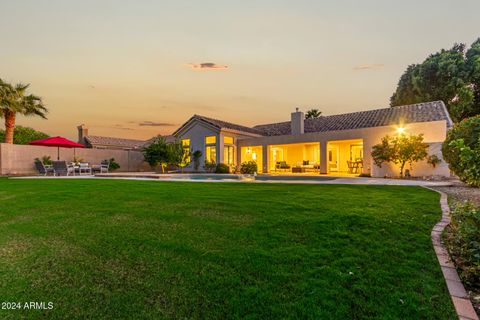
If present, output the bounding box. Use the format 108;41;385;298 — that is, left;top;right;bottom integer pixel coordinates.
424;187;479;320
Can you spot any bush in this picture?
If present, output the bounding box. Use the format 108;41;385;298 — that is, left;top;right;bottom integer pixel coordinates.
215;163;230;174
444;202;480;290
204;161;216;173
36;155;52;165
108;158;120;171
442;115;480;186
240;161;258;174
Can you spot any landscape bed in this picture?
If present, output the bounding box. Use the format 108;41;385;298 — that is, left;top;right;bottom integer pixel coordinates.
0;178;455;319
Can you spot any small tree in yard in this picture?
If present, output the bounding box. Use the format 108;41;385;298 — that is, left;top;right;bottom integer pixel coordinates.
192;150;202;171
168;140;191;172
371;134;428;177
142;136;170;173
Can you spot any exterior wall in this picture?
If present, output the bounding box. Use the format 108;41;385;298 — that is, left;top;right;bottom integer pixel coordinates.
0;143;147;175
176;121;260;172
237;120;450;177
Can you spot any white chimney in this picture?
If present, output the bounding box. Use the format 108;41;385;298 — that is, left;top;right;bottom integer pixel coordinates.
77;124;89;144
291;108;304;135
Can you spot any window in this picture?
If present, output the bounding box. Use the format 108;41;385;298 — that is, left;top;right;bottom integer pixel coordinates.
205;136;216;144
181;139;190;147
223;136;234;144
224;145;234;165
181;139;191;164
205;136;217;163
206;146;217;163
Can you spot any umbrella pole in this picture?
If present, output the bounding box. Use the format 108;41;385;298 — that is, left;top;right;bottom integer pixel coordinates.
57;146;60;160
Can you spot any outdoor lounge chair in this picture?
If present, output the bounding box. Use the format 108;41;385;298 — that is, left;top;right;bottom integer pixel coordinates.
78;162;92;175
92;160;109;174
52;160;75;176
34;160;54;176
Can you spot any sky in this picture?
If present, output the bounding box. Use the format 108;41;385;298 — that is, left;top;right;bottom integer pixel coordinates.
0;0;479;140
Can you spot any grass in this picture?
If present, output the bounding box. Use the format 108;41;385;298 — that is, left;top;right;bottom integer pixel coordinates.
0;178;456;319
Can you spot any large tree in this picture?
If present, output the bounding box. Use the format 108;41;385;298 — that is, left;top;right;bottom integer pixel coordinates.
0;79;48;144
0;125;48;145
391;40;480;122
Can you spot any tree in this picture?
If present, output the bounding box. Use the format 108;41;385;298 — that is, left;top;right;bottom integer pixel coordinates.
167;140;191;172
192;150;202;171
442;115;480;187
391;40;480;122
305;109;322;119
0;125;48;144
0;79;48;144
142;136;170;173
371;134;429;177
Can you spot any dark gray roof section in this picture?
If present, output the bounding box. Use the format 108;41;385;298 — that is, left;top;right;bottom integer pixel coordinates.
254;101;452;136
85;135;146;149
174;114;263;136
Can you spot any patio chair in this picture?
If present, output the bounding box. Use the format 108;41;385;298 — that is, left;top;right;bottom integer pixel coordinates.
92;160;109;174
52;160;75;176
78;162;92;175
34;160;54;176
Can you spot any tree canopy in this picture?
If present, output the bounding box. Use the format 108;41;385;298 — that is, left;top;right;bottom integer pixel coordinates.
0;125;48;145
390;38;480;123
305;109;322;119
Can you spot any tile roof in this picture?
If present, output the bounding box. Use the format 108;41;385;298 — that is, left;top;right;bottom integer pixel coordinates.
84;135;146;149
253;101;452;136
176;115;263;136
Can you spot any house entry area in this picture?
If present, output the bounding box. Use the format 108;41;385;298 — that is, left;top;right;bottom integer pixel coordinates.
327;139;363;174
240;146;263;173
267;143;320;173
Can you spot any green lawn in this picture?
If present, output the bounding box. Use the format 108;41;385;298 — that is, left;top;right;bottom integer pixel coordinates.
0;178;455;319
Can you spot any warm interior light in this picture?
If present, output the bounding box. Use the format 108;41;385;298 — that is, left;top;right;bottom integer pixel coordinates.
396;127;405;134
252;152;257;160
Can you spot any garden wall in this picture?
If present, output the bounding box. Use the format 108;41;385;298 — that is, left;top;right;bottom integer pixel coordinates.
0;143;149;175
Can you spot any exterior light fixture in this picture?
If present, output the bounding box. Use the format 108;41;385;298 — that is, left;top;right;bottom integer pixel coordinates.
396;127;405;135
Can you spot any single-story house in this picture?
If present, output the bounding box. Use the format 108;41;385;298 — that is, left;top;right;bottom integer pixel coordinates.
172;101;452;177
77;124;146;150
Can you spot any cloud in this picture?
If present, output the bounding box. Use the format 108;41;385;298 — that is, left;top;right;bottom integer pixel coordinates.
188;62;228;70
138;121;176;127
353;64;384;70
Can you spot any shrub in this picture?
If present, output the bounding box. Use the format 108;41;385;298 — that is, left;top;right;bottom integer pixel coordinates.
108;158;120;171
427;154;442;168
35;155;52;166
204;161;216;173
442;115;480;187
358;173;371;178
240;161;258;174
215;163;230;174
444;202;480;290
192;150;202;171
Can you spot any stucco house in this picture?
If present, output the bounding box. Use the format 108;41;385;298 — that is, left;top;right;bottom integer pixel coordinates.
77;124;146;150
172;101;452;178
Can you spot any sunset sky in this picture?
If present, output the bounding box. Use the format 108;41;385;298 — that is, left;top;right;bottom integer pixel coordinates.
1;0;479;140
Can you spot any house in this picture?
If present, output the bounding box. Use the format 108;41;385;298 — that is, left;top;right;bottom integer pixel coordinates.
172;101;452;177
77;124;146;150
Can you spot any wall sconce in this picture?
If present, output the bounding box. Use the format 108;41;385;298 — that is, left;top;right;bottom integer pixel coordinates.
396;127;405;135
252;152;257;160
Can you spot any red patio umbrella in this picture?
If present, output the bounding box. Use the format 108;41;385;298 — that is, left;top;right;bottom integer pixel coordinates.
29;136;85;160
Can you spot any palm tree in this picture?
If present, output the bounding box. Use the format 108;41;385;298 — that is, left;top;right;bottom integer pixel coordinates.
0;79;47;144
305;108;322;119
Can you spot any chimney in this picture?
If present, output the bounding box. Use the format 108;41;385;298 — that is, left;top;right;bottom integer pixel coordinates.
77;124;89;144
291;107;304;135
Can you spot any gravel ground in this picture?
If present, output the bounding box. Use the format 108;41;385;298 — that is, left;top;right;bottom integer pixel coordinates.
431;180;480;317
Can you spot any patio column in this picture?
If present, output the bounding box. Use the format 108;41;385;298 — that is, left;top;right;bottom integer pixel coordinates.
262;145;268;173
319;140;328;174
217;133;223;164
362;140;373;175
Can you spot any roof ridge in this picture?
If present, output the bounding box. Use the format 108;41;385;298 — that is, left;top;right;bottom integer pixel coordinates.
85;134;146;142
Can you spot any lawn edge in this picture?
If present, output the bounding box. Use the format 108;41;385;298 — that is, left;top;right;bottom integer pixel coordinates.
423;186;479;320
